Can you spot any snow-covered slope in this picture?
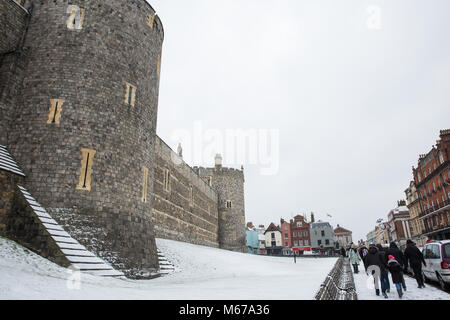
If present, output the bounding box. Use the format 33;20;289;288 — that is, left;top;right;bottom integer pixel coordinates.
0;237;337;300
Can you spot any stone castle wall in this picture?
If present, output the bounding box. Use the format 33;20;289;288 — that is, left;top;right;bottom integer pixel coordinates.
2;0;164;277
1;0;247;275
196;166;246;252
152;136;219;247
0;0;29;145
0;170;25;236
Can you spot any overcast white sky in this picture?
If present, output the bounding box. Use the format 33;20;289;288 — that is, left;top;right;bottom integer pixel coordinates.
149;0;450;241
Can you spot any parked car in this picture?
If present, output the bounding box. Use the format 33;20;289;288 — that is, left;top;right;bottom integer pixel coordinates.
422;240;450;291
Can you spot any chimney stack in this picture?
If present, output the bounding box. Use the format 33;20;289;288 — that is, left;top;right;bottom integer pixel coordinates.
215;153;222;169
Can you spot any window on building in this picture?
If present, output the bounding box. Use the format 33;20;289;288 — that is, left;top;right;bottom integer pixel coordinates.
233;232;237;241
321;230;325;237
297;221;302;227
304;231;308;237
271;241;276;247
148;14;155;28
66;5;85;30
299;240;303;246
433;182;436;191
429;168;431;175
226;200;232;208
294;240;298;246
305;240;309;245
141;166;149;203
285;242;288;247
157;55;162;78
325;239;330;245
164;169;170;191
189;185;194;207
76;148;96;191
124;82;137;107
47;99;65;125
284;233;288;239
439;152;444;164
271;233;275;239
318;240;322;246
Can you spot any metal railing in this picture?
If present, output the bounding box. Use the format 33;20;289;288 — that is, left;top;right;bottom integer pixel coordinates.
315;257;357;300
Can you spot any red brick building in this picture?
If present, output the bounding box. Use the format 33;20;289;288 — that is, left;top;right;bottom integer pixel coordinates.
280;219;292;255
413;129;450;240
387;200;411;246
290;215;311;253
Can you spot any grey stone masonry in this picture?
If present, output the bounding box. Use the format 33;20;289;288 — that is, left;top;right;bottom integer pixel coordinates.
0;0;28;53
6;186;124;277
0;144;25;236
152;136;219;248
196;164;246;252
3;0;164;278
0;0;30;145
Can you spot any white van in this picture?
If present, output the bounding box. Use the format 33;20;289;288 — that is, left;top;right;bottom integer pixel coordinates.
422;240;450;291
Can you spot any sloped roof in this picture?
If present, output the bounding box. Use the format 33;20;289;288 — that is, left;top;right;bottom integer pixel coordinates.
264;223;280;234
0;145;25;176
334;226;352;234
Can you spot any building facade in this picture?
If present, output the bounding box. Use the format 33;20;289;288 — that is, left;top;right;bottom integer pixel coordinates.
375;223;391;245
264;223;282;256
245;223;259;254
405;181;427;246
366;229;377;245
387;201;411;247
280;219;292;256
412;129;450;241
310;221;335;255
334;225;353;249
290;215;311;253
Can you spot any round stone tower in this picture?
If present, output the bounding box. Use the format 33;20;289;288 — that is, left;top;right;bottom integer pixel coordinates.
198;155;246;252
6;0;164;277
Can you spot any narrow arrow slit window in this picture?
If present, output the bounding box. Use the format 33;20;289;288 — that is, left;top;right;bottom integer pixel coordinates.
76;148;96;191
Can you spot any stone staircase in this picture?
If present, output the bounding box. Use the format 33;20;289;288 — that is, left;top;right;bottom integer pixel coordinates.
157;248;175;275
17;186;124;277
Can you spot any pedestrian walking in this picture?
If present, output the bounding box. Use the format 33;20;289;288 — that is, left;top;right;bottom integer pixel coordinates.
385;241;407;291
358;245;368;262
376;244;391;296
340;246;346;257
404;239;427;288
363;244;387;297
348;244;361;273
387;255;405;299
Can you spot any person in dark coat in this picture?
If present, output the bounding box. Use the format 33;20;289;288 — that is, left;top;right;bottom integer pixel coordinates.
387;255;404;298
404;239;427;288
376;244;390;296
364;244;387;297
358;245;369;261
385;242;407;291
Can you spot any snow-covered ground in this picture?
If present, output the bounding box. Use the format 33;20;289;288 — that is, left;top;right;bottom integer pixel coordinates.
0;237;337;300
354;268;450;300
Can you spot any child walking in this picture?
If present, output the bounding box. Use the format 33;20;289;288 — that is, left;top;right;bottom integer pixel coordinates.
387;255;404;299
